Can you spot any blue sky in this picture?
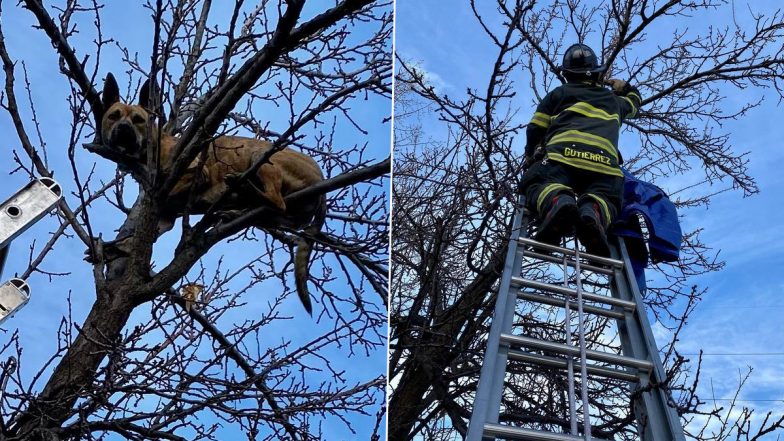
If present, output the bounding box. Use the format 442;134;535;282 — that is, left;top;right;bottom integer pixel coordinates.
0;2;390;440
397;0;784;437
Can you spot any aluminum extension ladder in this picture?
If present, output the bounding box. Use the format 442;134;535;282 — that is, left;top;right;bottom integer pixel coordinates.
0;178;62;325
466;197;686;441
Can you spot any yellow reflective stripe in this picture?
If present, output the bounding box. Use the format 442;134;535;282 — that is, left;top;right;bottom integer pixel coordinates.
585;193;612;223
530;112;552;128
548;130;618;160
530;118;549;128
548;152;623;177
627;92;641;102
536;183;572;213
621;96;638;117
560;102;620;124
534;112;552;122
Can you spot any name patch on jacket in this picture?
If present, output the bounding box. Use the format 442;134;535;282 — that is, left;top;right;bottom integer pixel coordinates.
563;147;611;165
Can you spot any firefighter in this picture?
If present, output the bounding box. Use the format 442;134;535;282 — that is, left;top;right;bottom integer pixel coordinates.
520;43;642;256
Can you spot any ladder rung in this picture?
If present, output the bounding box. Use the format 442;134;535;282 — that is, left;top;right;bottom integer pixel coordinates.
521;249;615;275
0;178;62;249
0;278;30;324
500;333;653;372
518;237;624;268
511;277;636;312
517;291;624;320
508;349;640;382
483;423;583;440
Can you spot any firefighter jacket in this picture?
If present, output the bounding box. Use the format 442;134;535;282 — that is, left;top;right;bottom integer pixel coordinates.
525;81;642;177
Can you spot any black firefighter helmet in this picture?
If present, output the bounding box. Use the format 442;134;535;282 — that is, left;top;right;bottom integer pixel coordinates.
561;43;607;76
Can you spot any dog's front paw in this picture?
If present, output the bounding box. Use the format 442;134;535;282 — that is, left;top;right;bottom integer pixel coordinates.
224;172;242;187
84;238;103;264
84;238;131;263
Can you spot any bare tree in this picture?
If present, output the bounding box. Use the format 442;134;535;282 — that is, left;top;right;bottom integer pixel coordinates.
0;0;391;440
390;1;784;440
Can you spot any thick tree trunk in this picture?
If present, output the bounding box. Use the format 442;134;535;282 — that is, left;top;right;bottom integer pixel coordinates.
389;247;507;441
388;349;449;441
10;198;149;439
11;288;136;438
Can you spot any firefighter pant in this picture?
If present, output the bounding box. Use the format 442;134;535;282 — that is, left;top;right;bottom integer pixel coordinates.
520;159;623;225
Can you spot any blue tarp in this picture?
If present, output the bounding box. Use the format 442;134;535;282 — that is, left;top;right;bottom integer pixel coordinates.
612;168;682;291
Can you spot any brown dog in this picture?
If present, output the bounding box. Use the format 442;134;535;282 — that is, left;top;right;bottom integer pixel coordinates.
100;73;326;314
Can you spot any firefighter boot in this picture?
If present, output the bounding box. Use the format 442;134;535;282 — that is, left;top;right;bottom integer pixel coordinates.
534;192;578;246
576;200;610;257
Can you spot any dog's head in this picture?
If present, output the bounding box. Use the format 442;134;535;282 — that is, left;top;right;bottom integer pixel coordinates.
100;73;159;155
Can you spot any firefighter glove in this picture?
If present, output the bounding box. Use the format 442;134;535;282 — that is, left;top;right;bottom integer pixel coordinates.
605;78;627;93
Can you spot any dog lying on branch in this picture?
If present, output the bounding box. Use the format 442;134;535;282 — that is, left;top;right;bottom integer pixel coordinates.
88;73;326;314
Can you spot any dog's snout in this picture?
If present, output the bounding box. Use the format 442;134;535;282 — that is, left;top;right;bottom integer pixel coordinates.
115;123;136;141
111;122;140;152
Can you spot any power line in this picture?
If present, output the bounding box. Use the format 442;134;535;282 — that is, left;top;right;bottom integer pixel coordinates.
697;305;784;309
707;399;784;403
681;353;784;356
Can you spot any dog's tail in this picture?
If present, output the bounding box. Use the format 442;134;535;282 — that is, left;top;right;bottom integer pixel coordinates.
295;193;327;315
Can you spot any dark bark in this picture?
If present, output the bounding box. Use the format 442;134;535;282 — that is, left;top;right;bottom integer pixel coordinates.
13;289;137;436
389;247;507;441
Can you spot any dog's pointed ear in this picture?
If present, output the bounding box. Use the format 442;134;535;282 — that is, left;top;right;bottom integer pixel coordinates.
138;79;151;108
102;73;120;109
138;78;161;111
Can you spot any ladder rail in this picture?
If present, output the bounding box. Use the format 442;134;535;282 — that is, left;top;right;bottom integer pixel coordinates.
613;239;687;441
466;195;528;441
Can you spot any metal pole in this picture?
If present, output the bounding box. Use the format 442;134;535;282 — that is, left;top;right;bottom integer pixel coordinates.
573;242;592;440
561;239;578;435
